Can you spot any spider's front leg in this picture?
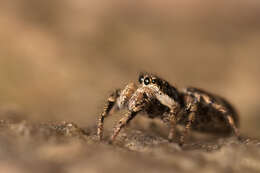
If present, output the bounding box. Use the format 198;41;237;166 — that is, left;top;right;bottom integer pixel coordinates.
110;111;138;142
97;83;137;140
110;88;152;143
97;89;120;140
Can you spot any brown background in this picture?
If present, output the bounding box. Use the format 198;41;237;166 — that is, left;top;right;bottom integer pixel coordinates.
0;0;260;137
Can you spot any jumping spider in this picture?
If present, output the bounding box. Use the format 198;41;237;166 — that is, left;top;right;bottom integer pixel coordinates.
97;72;240;146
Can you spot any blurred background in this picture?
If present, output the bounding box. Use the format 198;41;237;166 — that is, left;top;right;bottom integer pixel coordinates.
0;0;260;137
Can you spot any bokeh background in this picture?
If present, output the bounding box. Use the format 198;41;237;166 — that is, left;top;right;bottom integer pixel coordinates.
0;0;260;137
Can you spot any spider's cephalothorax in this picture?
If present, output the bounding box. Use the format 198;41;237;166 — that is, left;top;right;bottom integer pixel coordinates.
97;72;240;146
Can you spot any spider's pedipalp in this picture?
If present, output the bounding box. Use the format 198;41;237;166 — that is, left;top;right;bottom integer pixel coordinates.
117;83;138;109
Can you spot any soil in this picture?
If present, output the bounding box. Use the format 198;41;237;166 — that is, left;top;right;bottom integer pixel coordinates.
1;119;259;173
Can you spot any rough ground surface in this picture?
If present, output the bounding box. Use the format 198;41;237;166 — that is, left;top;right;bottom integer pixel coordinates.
1;119;260;173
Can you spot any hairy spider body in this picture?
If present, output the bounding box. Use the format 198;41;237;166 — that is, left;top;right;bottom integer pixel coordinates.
97;72;240;146
179;87;239;134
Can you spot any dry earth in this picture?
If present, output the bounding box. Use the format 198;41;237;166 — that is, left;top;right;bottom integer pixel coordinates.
0;118;260;173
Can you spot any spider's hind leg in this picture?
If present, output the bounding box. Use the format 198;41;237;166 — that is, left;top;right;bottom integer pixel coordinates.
210;101;240;138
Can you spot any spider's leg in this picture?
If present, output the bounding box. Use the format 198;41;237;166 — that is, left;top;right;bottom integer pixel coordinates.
167;111;177;142
110;111;137;142
161;108;179;142
97;89;120;140
179;112;196;146
110;87;151;143
179;95;198;146
154;92;181;142
97;83;138;140
210;101;240;137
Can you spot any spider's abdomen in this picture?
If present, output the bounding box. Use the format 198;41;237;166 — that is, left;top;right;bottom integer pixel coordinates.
180;87;239;134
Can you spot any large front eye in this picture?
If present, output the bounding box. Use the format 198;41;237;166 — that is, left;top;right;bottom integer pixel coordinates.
139;75;144;84
144;77;150;85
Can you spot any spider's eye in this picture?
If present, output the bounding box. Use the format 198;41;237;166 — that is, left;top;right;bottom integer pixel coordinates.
139;76;144;84
144;77;150;85
152;79;156;84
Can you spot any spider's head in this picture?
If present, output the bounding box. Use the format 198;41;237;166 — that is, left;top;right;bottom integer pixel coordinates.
138;72;180;101
138;72;162;89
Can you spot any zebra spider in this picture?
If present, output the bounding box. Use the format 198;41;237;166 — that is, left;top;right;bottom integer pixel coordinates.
97;72;240;146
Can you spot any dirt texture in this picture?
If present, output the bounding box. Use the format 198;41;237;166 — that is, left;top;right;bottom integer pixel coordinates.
0;119;259;173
